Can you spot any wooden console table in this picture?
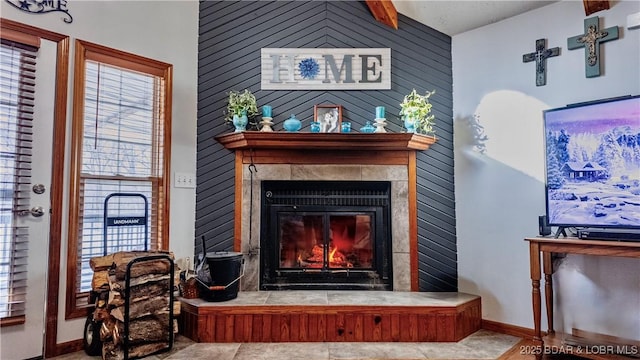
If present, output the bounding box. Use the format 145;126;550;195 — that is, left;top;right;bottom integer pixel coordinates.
525;237;640;359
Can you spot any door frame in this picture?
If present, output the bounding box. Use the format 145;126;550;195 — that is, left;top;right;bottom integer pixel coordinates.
0;18;70;358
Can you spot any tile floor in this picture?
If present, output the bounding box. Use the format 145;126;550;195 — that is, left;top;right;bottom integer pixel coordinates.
51;330;521;360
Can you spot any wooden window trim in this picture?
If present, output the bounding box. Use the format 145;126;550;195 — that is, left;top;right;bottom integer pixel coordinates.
0;315;26;327
0;28;40;47
81;40;170;77
65;39;172;320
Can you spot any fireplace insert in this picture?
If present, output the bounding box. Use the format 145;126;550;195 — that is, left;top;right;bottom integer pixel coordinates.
260;181;392;290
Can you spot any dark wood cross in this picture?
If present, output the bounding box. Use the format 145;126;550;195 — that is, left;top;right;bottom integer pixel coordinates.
522;39;560;86
568;16;619;78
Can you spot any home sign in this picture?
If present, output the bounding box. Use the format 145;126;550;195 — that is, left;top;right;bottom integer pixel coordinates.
261;48;391;90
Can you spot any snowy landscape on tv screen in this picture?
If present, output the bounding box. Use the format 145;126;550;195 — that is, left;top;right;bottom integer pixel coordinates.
545;97;640;228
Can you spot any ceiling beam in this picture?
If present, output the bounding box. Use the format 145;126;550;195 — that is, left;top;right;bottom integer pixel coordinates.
583;0;610;16
366;0;398;30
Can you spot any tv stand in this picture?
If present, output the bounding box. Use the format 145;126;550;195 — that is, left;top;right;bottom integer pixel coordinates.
525;237;640;359
554;227;568;238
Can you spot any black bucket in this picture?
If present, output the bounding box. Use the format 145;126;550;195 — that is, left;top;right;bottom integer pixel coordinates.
198;251;243;302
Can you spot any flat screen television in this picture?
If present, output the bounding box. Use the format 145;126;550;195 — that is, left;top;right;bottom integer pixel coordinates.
544;95;640;229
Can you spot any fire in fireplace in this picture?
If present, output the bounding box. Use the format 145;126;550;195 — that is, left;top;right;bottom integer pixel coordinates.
260;181;392;290
280;214;373;269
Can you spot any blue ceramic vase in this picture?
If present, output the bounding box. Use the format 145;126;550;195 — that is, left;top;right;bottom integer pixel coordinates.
310;121;321;133
403;116;416;133
233;112;248;132
283;114;302;132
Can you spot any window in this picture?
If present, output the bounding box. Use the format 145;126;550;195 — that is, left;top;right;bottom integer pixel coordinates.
66;40;172;318
0;38;38;324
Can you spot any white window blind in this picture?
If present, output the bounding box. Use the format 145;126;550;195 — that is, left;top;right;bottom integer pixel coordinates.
76;61;165;293
0;40;37;319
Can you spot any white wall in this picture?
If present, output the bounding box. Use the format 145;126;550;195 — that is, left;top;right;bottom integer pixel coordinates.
0;0;198;347
453;0;640;340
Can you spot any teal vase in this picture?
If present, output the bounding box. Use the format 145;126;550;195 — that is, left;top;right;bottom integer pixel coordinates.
359;121;375;133
233;113;248;132
403;116;416;133
283;114;302;132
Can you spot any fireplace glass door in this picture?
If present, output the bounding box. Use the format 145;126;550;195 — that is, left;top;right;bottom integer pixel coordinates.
279;213;374;270
260;180;392;290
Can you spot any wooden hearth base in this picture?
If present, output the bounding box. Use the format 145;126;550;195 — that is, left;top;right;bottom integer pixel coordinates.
179;291;481;343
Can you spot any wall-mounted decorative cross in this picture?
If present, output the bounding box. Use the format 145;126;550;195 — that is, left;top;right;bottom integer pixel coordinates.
568;16;619;78
522;39;560;86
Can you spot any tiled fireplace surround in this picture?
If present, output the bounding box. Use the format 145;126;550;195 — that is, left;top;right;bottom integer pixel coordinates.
239;164;412;291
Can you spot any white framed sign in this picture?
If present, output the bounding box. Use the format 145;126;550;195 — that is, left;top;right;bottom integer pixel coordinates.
261;48;391;90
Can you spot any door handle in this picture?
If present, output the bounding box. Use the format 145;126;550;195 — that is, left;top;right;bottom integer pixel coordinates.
15;206;46;217
30;206;45;217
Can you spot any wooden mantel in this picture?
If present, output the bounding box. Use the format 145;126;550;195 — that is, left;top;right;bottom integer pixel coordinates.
215;132;436;152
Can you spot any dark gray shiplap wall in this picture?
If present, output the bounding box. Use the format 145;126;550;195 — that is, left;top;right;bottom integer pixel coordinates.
196;1;457;291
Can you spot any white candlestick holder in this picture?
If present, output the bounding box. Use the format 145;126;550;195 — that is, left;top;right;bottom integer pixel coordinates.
374;118;387;133
259;117;274;132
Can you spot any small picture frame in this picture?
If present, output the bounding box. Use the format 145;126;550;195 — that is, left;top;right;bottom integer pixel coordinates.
314;105;342;133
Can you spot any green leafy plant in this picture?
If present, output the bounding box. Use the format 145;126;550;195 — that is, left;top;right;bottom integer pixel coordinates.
399;89;436;134
224;89;258;123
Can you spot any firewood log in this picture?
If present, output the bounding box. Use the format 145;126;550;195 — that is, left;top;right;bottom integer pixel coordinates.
91;252;141;271
93;307;111;323
108;271;180;288
109;299;179;323
108;280;170;307
113;260;172;280
100;317;117;341
102;341;169;360
113;314;170;345
110;296;169;322
90;250;174;271
91;270;110;290
173;300;180;316
109;273;170;291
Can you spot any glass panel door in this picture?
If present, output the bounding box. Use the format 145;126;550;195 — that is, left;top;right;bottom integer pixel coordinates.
329;215;373;268
278;213;374;270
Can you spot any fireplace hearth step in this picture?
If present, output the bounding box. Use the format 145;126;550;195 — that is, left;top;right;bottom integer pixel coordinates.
179;291;481;343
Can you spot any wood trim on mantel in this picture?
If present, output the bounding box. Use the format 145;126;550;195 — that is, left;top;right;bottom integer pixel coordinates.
215;132;436;151
217;131;437;292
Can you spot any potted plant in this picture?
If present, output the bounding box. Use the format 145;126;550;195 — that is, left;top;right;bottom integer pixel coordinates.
399;89;435;134
225;89;258;132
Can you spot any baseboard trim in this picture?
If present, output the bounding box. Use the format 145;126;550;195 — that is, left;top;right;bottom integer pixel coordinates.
54;339;83;357
482;319;543;340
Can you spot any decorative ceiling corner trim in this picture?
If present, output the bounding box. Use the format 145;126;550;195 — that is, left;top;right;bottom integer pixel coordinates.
567;16;619;78
365;0;398;30
522;38;560;87
583;0;610;16
4;0;73;23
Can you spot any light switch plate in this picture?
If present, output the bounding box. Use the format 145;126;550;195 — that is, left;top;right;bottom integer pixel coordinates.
175;172;196;188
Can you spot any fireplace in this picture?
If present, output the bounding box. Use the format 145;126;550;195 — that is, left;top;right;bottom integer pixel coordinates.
215;132;436;292
260;181;392;290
